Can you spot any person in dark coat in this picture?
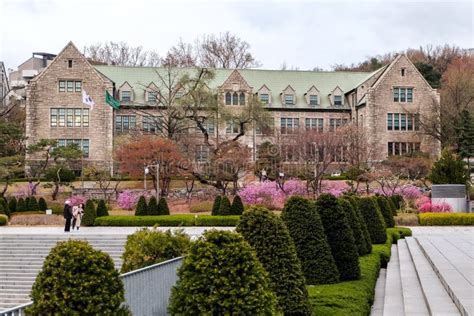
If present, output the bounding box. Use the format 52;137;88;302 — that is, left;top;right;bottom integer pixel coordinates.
63;200;73;232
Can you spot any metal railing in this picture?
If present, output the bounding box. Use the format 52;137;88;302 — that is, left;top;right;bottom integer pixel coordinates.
0;257;184;316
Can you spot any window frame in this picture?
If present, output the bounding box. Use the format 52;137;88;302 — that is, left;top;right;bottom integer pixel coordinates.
284;94;294;105
333;95;342;106
309;95;318;106
121;91;131;102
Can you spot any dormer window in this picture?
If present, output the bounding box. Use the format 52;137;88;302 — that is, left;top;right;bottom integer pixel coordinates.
121;91;131;102
225;91;246;105
259;93;269;104
257;85;272;105
334;95;342;106
309;95;318;106
147;91;158;102
284;94;294;105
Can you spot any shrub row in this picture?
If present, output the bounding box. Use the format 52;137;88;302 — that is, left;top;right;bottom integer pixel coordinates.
135;196;170;216
211;195;244;216
0;197;49;217
94;215;241;227
419;213;474;226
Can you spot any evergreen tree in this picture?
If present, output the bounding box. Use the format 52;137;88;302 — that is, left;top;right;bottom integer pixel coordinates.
230;195;245;215
8;197;17;213
457;109;474;161
281;196;339;285
96;200;109;217
211;196;221;216
17;198;27;212
376;196;395;228
316;194;360;281
82;200;97;226
357;197;387;244
157;197;170;215
386;197;398;216
147;196;159;215
24;197;30;210
135;196;148;216
0;198;8;216
236;206;312;315
38;197;48;212
344;196;372;254
28;196;39;211
0;202;6;217
339;197;368;255
429;149;469;185
218;196;231;216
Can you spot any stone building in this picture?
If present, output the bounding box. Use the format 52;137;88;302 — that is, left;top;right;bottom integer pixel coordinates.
25;42;441;173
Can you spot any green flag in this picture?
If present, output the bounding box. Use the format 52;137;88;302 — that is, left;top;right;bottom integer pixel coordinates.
105;91;120;110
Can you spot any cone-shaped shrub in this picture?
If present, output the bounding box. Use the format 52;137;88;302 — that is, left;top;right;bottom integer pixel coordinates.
38;197;48;212
17;198;27;212
0;203;6;217
390;195;403;215
281;196;339;285
82;200;97;226
168;230;276;314
376;196;395;228
236;206;312;315
24;197;30;210
28;196;39;211
230;195;244;215
8;197;17;213
339;197;368;255
27;240;127;314
358;197;387;244
0;198;8;217
157;197;170;215
147;196;159;215
218;196;231;216
345;196;372;254
316;194;360;281
135;196;148;216
96;200;109;217
211;196;221;216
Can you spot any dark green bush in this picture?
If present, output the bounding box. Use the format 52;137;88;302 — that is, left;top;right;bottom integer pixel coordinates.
96;200;109;217
16;198;27;212
168;230;276;314
217;196;231;216
211;195;221;216
316;194;360;281
38;197;48;212
386;197;397;216
82;200;97;227
230;195;245;215
390;195;404;214
376;196;395;228
342;196;372;254
358;197;387;244
0;199;8;217
121;228;191;273
8;197;17;213
27;240;127;315
24;197;30;210
157;197;170;215
0;214;7;225
94;215;241;227
281;196;339;285
339;198;368;255
135;196;148;216
28;196;39;211
147;196;159;215
236;206;312;315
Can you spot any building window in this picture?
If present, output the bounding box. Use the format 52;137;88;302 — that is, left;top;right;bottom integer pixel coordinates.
121;91;131;102
74;81;82;93
59;80;81;93
50;108;88;128
196;145;209;163
280;117;299;134
148;91;158;102
401;68;405;76
225;92;231;105
259;93;269;104
393;87;413;102
115;115;136;133
67;81;74;92
329;118;348;131
68;60;73;68
305;118;324;132
387;113;420;131
226;120;240;134
388;142;421;156
205;120;215;134
239;93;245;105
232;92;238;105
56;139;89;158
334;95;342;106
309;95;318;106
284;94;294;105
256;118;274;135
387;113;393;130
143;116;162;133
59;81;66;92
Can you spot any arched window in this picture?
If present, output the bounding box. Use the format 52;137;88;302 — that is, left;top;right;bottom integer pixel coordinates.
225;92;231;105
239;92;245;105
232;92;238;105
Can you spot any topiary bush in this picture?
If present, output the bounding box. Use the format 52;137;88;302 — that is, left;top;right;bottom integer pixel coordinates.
0;203;6;217
218;196;231;216
27;240;128;315
135;196;148;216
339;197;368;255
316;194;360;281
281;196;339;285
147;196;159;215
38;197;48;212
211;196;221;216
96;199;109;217
168;230;276;314
390;195;404;215
157;197;170;215
236;206;312;315
376;196;395;228
8;197;17;213
81;200;97;227
358;197;387;244
28;196;39;211
16;198;27;212
24;197;30;210
386;197;397;216
0;214;7;226
230;195;245;215
121;228;191;273
347;196;372;254
0;198;8;217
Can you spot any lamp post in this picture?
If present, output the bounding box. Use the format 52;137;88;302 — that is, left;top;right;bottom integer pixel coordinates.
144;163;159;199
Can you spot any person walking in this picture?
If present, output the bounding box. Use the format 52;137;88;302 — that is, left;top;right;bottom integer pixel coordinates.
71;205;78;230
63;200;73;232
73;203;84;231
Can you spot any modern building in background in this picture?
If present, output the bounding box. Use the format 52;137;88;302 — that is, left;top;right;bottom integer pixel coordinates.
25;42;441;172
0;62;9;107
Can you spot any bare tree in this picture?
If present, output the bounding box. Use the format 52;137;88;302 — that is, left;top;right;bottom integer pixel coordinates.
83;41;161;66
161;39;197;67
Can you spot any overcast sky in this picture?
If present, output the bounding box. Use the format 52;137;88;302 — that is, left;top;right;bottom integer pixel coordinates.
1;0;472;71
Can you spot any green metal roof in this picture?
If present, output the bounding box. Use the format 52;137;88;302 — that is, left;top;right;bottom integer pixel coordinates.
94;65;379;109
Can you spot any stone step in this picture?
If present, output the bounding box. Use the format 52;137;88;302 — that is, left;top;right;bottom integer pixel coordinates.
383;244;405;316
397;239;430;315
405;237;460;315
370;268;386;316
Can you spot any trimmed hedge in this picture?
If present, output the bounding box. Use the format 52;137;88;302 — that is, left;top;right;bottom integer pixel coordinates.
282;196;339;285
211;196;221;216
390;195;404;214
96;200;109;217
237;206;312;315
157;197;170;215
17;198;27;212
358;197;387;244
419;213;474;226
82;200;97;227
316;194;360;281
38;198;48;212
0;200;9;217
375;196;395;228
147;196;159;215
345;196;372;254
28;197;39;211
168;230;276;314
135;196;148;216
0;214;7;226
339;198;368;256
230;195;244;215
218;196;232;216
8;197;17;213
94;215;240;227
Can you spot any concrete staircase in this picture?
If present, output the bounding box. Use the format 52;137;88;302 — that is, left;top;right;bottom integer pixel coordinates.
0;234;127;312
372;236;473;316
